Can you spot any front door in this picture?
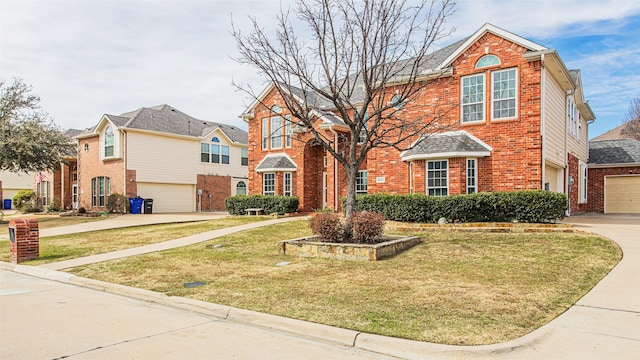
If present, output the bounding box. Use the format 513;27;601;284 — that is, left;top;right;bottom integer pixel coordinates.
72;184;79;210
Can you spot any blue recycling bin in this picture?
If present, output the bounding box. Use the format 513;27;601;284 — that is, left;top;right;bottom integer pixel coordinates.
3;199;12;210
129;198;144;214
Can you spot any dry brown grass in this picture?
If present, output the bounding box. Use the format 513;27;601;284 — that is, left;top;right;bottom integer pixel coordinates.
0;216;269;265
68;220;621;345
0;214;104;233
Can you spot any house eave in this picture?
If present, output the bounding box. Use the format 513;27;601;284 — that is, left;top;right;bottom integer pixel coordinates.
402;151;491;162
588;162;640;169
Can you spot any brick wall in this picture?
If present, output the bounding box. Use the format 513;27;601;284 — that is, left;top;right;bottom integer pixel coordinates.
196;174;231;211
9;218;39;263
587;165;640;213
77;136;125;211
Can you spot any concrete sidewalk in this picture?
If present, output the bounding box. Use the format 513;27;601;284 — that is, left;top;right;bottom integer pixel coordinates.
1;214;638;359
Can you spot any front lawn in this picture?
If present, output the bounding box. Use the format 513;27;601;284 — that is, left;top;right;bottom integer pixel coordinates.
67;220;621;345
0;216;270;265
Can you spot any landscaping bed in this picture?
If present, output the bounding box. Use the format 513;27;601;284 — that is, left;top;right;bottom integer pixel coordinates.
278;235;421;261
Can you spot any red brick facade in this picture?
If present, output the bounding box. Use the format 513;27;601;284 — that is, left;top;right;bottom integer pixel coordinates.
77;136;126;211
196;174;232;211
246;30;580;213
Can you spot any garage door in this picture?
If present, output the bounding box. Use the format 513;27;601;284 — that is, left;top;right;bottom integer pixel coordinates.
605;175;640;214
137;183;195;213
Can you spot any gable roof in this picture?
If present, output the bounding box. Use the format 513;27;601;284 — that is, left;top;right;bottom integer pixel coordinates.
592;119;639;141
78;105;247;144
589;138;640;166
255;153;298;172
400;130;493;161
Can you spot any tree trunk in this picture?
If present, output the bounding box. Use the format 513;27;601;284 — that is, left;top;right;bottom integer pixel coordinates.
342;165;358;242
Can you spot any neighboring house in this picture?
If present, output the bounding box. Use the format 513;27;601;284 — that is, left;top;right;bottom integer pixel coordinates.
75;105;248;213
587;136;640;214
241;23;594;214
0;171;36;209
48;129;82;210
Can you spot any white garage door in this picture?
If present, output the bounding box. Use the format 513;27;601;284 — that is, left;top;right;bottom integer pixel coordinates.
137;183;195;213
605;175;640;214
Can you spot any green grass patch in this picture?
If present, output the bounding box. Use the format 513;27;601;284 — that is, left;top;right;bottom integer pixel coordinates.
0;216;269;265
67;221;621;345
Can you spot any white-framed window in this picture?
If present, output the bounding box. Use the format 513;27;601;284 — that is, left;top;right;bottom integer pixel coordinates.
200;143;210;162
285;116;292;148
475;54;500;68
492;68;517;120
427;160;448;196
461;74;485;123
270;116;283;149
356;170;368;194
241;148;248;166
221;145;230;164
567;95;581;140
38;180;50;206
392;94;404;109
357;110;369;143
579;161;588;204
261;118;269;150
466;158;477;194
236;181;247;195
91;176;110;207
211;144;220;163
263;173;275;196
104;126;114;157
283;172;292;196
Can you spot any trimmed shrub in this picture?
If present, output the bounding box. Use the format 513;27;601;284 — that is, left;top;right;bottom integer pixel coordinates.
225;195;299;215
107;193;129;213
348;190;566;223
46;198;62;212
351;211;385;244
13;190;35;210
309;212;343;242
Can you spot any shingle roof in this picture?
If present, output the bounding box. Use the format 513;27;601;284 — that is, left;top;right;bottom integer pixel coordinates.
592;119;639;141
255;154;298;172
589;138;640;165
84;104;248;144
401;130;492;161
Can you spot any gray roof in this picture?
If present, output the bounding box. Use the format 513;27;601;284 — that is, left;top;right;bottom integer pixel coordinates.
85;104;248;144
401;131;492;160
62;129;83;140
256;155;297;172
589;138;640;165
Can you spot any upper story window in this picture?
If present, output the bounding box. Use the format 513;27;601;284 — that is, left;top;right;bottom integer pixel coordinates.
567;95;581;142
201;138;230;164
241;148;248;166
475;54;500;68
104;126;114;157
357;110;369;143
261;105;292;151
492;68;517;120
392;94;404;110
461;74;485;123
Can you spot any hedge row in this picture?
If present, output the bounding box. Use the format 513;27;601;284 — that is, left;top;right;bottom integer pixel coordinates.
348;191;567;223
225;195;299;215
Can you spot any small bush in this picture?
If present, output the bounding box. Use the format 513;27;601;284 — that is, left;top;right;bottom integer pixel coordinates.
13;190;35;210
46;198;62;212
78;207;87;214
351;211;385;244
225;195;299;215
22;204;42;213
309;213;343;242
107;193;129;213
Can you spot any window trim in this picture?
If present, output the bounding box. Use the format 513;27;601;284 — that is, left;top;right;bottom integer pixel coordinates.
104;126;114;158
285;116;292;148
426;160;448;196
491;68;518;121
579;161;588;204
263;173;275;196
461;73;485;124
91;176;110;207
236;181;247;195
283;172;292;196
200;143;210;163
270;116;283;149
356;170;368;194
221;145;230;165
475;54;500;68
466;158;477;194
241;148;248;166
261;118;269;150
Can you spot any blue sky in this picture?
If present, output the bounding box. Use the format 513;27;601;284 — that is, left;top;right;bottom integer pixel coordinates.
1;0;639;139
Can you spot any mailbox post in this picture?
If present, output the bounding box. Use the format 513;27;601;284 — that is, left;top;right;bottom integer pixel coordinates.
8;219;39;263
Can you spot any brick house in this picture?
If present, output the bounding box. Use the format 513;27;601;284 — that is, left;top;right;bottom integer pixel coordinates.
587;134;640;214
75;105;248;213
241;23;594;214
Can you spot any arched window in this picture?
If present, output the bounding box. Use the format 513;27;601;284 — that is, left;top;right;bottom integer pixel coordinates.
84;143;89;152
211;137;220;143
104;126;114;157
392;94;404;109
475;54;500;68
271;105;282;114
236;181;247;195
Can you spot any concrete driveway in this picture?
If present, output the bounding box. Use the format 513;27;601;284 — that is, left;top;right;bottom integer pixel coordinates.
1;213;638;359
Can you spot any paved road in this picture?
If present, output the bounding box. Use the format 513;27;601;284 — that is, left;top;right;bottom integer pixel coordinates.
1;213;638;359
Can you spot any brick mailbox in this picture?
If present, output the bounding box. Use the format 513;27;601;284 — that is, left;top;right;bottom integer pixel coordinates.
8;219;39;263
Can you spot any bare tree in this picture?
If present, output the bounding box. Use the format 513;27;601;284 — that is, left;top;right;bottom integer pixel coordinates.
233;0;456;240
621;95;640;140
0;78;74;173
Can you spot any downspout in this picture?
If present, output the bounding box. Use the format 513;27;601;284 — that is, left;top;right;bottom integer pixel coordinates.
540;53;546;192
123;130;127;197
328;125;339;211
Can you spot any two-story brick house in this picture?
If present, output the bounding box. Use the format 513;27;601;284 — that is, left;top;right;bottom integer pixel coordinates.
241;23;594;214
75;105;248;212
